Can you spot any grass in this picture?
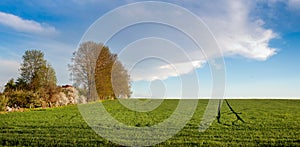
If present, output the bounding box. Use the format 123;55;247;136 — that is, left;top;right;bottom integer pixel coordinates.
0;99;299;146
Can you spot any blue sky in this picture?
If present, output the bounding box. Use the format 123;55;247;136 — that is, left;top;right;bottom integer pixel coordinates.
0;0;299;98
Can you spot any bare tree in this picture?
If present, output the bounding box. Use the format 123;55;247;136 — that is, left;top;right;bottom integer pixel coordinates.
111;60;132;98
69;41;102;102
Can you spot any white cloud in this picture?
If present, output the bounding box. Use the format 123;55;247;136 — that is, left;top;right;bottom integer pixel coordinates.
130;60;206;81
159;60;206;75
0;59;20;87
192;0;278;61
0;11;57;35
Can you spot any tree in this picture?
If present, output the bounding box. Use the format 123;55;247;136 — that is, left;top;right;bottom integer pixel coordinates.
95;45;131;100
111;60;131;98
15;78;27;90
95;46;115;100
69;41;102;102
38;64;58;107
4;78;16;93
20;50;47;90
15;49;57;107
44;64;57;87
19;50;57;89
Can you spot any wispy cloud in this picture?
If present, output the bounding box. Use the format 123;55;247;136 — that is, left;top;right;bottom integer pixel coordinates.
0;11;57;35
129;60;206;81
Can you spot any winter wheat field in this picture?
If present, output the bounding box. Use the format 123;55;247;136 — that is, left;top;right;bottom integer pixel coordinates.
0;99;299;146
1;1;300;146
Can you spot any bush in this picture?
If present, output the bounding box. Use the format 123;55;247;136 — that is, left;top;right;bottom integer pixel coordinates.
0;95;9;111
5;90;41;108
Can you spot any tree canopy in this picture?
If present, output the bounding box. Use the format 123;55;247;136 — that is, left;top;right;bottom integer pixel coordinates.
19;50;57;91
95;45;131;99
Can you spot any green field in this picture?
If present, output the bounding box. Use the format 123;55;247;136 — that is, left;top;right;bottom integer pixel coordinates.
0;99;299;146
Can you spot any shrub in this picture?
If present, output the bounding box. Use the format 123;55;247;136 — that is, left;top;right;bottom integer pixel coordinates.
0;95;9;111
5;90;41;108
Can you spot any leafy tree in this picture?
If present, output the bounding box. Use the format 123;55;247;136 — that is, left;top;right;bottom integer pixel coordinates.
15;78;28;90
4;78;16;93
38;63;58;106
95;46;115;100
19;50;57;89
44;64;57;87
20;50;47;90
95;44;131;100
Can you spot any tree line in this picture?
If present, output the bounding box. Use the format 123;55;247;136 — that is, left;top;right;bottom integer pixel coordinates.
0;41;131;111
